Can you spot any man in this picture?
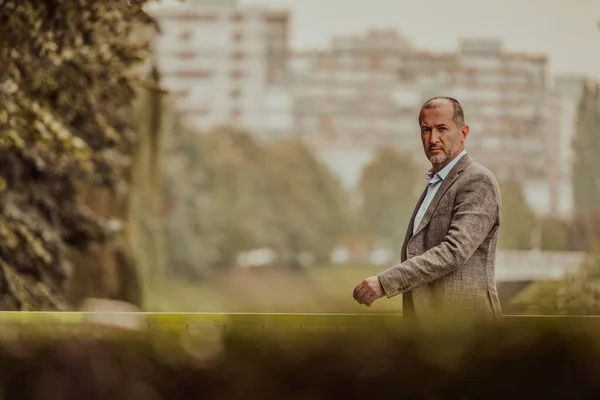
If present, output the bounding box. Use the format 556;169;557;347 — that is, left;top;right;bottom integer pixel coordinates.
353;97;503;322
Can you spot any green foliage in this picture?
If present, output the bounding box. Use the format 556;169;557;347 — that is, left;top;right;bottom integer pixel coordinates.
163;126;277;276
161;126;349;278
571;83;600;250
521;82;600;315
572;82;600;216
567;210;600;251
497;181;535;250
510;281;563;315
539;217;569;251
0;1;155;309
127;66;170;301
357;147;420;249
514;245;600;315
267;139;349;266
556;244;600;315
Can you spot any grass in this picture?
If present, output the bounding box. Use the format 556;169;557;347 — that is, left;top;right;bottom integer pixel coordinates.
146;264;402;314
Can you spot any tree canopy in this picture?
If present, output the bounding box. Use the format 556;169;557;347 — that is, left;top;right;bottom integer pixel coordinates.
571;82;600;250
162;126;349;277
356;147;420;251
497;181;535;250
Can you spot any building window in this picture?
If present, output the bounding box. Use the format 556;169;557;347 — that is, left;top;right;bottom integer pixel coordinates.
319;114;335;136
174;14;217;22
176;50;195;59
173;90;189;98
176;70;212;79
231;70;244;80
179;30;192;41
197;14;218;21
181;108;209;116
231;52;245;61
369;55;381;70
231;109;242;120
231;13;245;22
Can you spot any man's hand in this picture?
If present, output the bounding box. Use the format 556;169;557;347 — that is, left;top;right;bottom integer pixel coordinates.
353;276;385;307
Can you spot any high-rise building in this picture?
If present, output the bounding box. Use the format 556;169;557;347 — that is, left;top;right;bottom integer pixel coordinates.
287;30;418;151
148;0;292;134
286;32;559;213
444;38;550;183
285;30;426;187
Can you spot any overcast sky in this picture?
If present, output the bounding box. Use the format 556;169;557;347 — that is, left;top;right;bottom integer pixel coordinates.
240;0;600;79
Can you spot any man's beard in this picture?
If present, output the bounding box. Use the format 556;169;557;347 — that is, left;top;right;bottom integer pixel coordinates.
428;148;453;165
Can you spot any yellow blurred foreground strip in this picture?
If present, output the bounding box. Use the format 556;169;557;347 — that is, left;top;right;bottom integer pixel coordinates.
0;312;85;323
1;312;600;331
0;312;403;327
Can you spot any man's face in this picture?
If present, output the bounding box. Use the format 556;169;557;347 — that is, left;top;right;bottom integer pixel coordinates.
419;103;469;171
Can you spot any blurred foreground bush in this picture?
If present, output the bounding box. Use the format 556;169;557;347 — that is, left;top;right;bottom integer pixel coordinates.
1;320;600;399
0;1;157;309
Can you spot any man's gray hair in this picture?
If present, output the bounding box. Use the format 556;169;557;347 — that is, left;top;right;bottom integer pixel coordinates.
419;96;465;127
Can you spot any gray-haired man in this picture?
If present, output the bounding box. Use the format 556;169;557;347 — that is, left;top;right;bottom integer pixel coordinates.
353;97;503;322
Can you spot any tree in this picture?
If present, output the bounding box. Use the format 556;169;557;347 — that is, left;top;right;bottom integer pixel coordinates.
267;139;349;268
572;82;600;249
127;66;173;300
357;147;420;251
539;217;569;251
497;181;535;250
162;126;276;277
519;244;600;315
573;83;600;214
557;244;600;315
161;130;349;276
0;1;155;309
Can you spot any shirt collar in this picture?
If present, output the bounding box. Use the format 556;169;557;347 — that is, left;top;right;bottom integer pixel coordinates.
425;150;467;185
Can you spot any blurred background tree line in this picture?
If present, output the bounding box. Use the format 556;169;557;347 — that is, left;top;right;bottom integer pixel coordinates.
0;1;599;314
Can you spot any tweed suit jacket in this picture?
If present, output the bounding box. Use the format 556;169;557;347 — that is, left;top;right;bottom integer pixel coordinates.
377;154;503;321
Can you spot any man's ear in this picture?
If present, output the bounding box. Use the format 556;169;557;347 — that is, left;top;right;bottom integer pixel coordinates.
461;124;470;143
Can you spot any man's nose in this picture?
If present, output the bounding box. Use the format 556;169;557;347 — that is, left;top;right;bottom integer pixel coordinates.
431;129;442;143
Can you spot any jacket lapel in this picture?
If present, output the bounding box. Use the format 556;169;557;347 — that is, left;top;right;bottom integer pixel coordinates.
401;185;428;261
411;154;473;238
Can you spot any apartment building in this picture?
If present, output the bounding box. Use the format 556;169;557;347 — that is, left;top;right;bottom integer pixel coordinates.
147;0;292;135
287;30;419;150
444;38;551;183
287;32;562;213
147;3;571;215
285;30;426;187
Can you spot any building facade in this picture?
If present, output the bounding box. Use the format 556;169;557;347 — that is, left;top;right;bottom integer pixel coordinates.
148;5;575;216
148;0;292;135
286;32;563;214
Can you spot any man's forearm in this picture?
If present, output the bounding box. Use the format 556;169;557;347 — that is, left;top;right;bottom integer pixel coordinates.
378;237;471;297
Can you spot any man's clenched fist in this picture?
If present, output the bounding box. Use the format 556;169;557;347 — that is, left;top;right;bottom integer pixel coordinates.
353;276;385;307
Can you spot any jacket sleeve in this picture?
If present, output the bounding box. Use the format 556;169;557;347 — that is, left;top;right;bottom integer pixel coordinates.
377;173;499;298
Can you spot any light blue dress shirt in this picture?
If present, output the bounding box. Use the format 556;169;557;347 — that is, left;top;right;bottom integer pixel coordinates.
412;150;467;235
